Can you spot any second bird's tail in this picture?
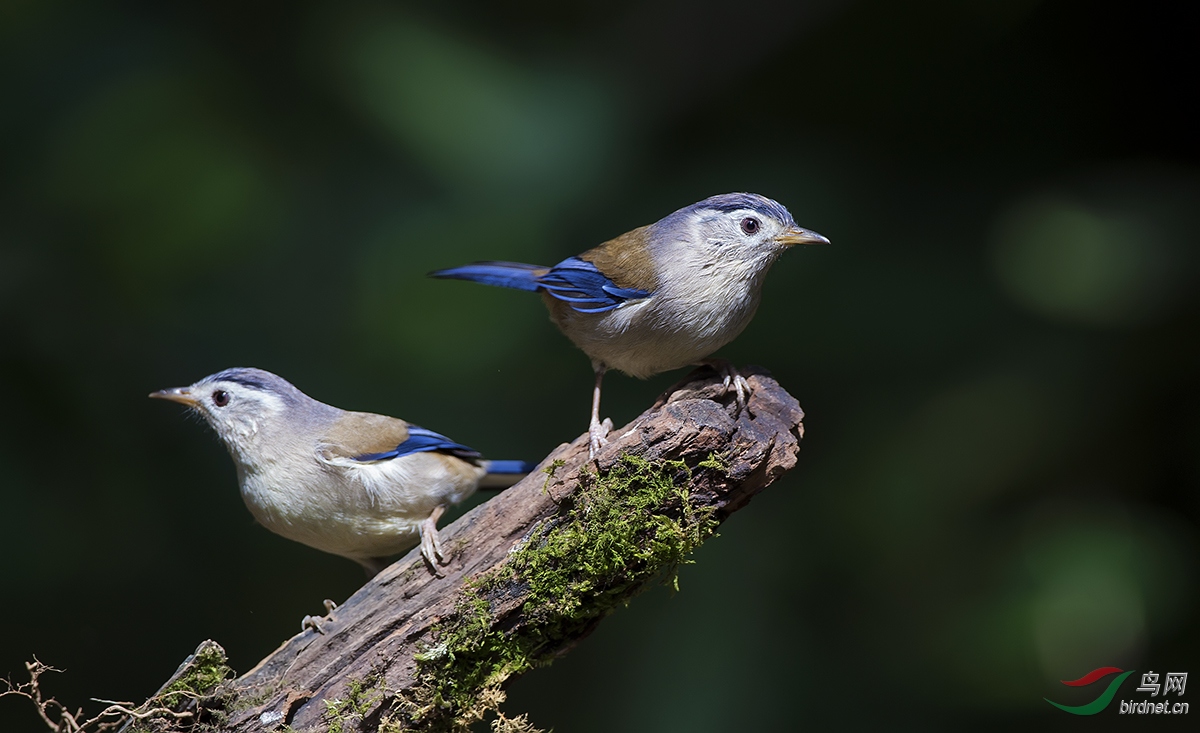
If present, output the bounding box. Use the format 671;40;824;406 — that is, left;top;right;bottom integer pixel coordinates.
429;261;548;292
478;459;537;490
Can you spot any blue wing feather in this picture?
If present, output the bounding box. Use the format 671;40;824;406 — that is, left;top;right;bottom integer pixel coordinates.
352;426;482;463
538;257;651;313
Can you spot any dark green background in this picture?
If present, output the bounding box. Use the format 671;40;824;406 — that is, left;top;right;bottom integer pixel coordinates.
2;1;1197;730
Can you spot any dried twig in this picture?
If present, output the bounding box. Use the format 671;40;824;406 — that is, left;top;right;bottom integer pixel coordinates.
1;658;194;733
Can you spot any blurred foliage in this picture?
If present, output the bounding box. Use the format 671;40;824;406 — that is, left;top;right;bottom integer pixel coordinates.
1;1;1197;731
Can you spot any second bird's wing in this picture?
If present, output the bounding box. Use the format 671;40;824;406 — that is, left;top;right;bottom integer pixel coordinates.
537;256;652;314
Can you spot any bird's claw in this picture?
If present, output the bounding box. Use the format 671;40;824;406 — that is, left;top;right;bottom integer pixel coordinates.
588;417;612;459
419;505;447;575
301;599;338;634
729;372;750;413
704;360;750;414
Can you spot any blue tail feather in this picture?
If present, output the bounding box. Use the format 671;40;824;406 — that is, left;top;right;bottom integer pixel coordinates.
478;459;535;490
429;262;546;292
484;459;537;475
432;257;651;313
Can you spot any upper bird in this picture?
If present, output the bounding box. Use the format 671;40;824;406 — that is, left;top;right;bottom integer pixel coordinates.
150;367;531;575
431;192;828;457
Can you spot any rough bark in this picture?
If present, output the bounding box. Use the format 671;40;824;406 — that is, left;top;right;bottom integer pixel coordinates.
142;366;804;732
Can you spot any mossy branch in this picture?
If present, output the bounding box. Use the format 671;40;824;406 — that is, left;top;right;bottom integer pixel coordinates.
24;366;804;733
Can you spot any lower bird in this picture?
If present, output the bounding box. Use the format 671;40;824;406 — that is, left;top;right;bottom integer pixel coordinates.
150;367;531;575
431;192;828;457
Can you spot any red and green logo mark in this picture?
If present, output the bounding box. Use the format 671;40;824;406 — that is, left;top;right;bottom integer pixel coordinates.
1046;667;1135;715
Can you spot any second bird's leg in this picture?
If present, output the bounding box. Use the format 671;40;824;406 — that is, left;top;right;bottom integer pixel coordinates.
419;504;448;569
699;358;751;413
588;362;612;459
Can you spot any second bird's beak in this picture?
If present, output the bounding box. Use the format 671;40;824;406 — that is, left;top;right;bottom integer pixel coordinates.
776;226;830;246
149;387;200;407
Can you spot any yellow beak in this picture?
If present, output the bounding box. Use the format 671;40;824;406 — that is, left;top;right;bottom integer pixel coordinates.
149;387;200;407
776;226;830;246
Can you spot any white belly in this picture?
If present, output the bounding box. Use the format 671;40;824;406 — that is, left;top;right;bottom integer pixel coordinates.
237;452;485;562
551;268;765;379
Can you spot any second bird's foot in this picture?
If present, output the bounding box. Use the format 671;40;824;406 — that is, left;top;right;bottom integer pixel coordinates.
726;371;750;413
702;360;751;414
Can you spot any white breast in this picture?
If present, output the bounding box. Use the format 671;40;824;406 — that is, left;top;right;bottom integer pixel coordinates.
563;247;771;378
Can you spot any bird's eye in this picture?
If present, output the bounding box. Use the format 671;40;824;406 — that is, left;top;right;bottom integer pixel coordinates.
740;217;760;235
212;390;230;407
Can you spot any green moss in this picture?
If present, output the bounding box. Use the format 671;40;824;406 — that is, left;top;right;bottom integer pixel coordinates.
540;459;566;494
511;454;717;616
160;643;232;704
122;642;234;731
398;453;721;730
225;683;276;714
323;675;384;733
697;451;729;472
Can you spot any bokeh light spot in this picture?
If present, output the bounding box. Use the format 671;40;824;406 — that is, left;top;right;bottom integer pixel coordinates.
991;197;1174;326
44;71;274;281
336;12;615;201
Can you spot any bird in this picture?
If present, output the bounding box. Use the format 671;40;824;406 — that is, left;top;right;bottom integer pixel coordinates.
431;192;828;457
150;367;533;576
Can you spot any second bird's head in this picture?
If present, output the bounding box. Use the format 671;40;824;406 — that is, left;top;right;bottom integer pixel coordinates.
653;192;828;264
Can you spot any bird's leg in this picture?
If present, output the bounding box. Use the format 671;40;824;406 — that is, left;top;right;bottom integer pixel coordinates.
419;504;448;570
700;358;751;413
588;362;611;459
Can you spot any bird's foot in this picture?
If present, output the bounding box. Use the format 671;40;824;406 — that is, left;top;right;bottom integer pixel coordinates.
419;505;448;575
300;599;339;634
701;359;751;413
588;417;613;459
727;371;750;413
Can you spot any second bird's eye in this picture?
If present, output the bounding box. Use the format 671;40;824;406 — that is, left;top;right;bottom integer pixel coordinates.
740;217;760;235
212;390;230;407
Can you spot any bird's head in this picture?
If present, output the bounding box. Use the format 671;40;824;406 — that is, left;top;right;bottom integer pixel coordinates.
657;192;828;268
150;367;315;453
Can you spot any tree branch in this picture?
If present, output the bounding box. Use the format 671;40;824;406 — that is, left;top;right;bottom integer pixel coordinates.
38;366;804;732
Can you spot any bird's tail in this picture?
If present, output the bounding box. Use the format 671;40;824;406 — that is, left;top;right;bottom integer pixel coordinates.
429;261;548;292
478;459;537;489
